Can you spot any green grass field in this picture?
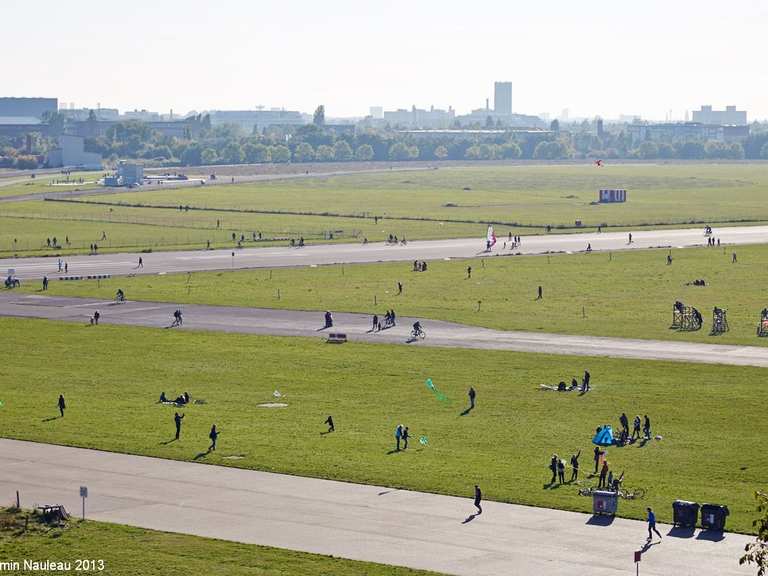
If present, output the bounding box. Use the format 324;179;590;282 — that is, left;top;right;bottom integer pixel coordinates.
0;508;437;575
0;317;765;533
0;200;489;257
31;242;768;346
0;171;103;198
88;163;768;228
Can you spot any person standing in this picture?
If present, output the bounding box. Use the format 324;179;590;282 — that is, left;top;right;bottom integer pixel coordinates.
732;252;737;263
549;454;559;484
402;426;410;450
632;415;642;440
570;450;581;482
628;233;633;244
536;285;543;300
619;412;629;435
397;281;403;295
473;485;483;515
174;412;185;440
468;386;476;410
372;314;379;332
593;446;600;474
643;415;651;440
64;262;68;273
325;415;335;433
598;460;609;489
467;266;472;279
646;507;662;541
583;370;591;391
395;424;403;451
208;424;219;451
57;394;66;418
42;276;48;291
557;458;566;484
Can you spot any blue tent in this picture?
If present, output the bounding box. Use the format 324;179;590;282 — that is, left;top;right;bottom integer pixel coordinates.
592;425;614;446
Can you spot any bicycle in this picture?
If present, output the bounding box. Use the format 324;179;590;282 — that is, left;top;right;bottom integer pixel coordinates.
410;328;426;340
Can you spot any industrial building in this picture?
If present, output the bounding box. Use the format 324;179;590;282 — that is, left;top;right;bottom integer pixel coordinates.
209;109;305;132
0;97;57;119
46;135;102;170
627;122;749;144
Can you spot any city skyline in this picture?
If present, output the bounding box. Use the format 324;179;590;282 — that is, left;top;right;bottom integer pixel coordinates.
2;0;768;121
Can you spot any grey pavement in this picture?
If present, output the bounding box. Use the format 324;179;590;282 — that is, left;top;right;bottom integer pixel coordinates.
3;224;768;281
0;439;752;576
2;293;768;367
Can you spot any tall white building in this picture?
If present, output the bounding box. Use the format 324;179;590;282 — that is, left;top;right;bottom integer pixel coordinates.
494;82;512;115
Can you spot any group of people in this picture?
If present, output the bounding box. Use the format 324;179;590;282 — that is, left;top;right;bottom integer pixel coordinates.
596;456;624;492
686;279;707;287
160;391;191;406
551;370;591;393
57;259;69;273
548;451;582;484
616;412;652;445
394;424;411;451
412;260;428;272
386;234;406;245
171;309;184;327
371;310;397;331
706;236;721;247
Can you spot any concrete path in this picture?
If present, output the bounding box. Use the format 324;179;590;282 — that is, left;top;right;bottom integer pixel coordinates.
2;293;767;367
3;224;768;281
0;439;751;576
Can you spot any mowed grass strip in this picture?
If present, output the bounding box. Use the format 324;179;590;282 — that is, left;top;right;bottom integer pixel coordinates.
32;242;768;346
0;317;765;533
0;508;439;576
90;163;768;228
0;171;103;198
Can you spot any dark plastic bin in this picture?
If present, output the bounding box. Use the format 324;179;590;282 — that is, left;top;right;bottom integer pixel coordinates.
593;490;618;516
672;500;699;528
700;503;729;531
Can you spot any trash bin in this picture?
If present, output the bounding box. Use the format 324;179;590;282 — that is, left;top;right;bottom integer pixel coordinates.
593;490;618;516
700;504;729;531
672;500;699;528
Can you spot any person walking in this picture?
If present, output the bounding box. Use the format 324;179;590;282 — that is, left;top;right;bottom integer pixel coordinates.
397;281;403;295
57;394;66;418
208;424;219;451
467;266;472;279
138;257;143;268
570;450;581;482
92;310;100;325
628;233;633;244
42;276;48;291
537;285;543;300
646;507;662;541
64;262;68;273
468;386;476;410
174;412;185;440
372;314;379;332
324;415;335;433
473;485;483;515
732;252;737;263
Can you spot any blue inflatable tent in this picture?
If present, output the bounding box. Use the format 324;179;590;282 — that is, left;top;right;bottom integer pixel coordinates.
592;425;614;446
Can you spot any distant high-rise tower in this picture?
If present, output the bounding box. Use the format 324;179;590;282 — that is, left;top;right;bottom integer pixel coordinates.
494;82;512;115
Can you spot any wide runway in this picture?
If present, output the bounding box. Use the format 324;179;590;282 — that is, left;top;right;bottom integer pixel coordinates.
0;439;751;576
2;293;767;367
3;225;767;281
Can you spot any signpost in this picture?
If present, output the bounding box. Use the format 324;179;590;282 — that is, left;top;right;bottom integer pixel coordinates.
80;486;88;520
634;550;641;575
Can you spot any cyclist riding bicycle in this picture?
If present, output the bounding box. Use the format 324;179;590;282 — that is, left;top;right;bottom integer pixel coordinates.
412;321;424;338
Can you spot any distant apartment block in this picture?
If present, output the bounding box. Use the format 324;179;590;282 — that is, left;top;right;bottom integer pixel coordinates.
691;105;747;126
627;122;749;144
382;106;455;129
494;82;512;115
0;97;57;119
209;109;305;132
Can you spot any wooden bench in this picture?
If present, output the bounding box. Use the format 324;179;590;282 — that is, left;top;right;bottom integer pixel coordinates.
326;333;347;344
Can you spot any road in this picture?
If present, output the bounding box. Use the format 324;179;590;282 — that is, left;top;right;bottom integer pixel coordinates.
0;164;434;204
0;439;751;576
3;224;768;281
2;293;767;367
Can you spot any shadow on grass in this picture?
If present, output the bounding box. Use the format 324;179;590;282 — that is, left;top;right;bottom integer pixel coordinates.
460;406;474;416
41;416;60;422
193;450;211;460
160;438;177;445
586;515;615;527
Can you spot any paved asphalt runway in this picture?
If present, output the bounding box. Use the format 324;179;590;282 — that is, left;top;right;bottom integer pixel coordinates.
3;224;768;281
2;293;767;367
0;439;751;576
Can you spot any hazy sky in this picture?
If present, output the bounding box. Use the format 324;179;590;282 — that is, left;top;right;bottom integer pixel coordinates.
3;0;767;120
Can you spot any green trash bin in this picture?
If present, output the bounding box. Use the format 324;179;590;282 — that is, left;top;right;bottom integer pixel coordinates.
593;490;618;516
